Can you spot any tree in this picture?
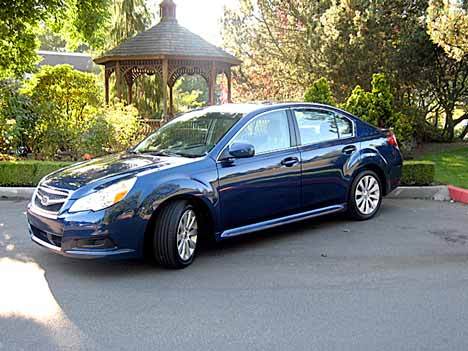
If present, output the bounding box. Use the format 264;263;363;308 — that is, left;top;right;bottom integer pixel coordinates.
222;0;331;101
427;0;468;61
0;0;111;78
108;0;152;48
304;77;335;105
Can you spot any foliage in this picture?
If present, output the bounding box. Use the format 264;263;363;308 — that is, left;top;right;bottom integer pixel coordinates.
22;65;101;159
427;0;468;60
401;161;436;186
0;161;72;186
0;80;37;154
0;0;113;78
108;0;152;48
304;78;335;106
343;73;414;148
83;102;142;156
173;78;205;113
415;145;468;188
0;0;62;78
222;0;467;142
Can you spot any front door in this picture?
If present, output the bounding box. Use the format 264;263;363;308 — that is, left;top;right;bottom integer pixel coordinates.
292;108;359;210
217;109;301;231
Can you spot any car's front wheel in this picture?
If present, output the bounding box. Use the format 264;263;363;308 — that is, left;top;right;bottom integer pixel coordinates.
348;170;382;220
153;200;199;269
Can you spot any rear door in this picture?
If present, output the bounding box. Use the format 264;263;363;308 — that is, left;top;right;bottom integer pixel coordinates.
291;108;359;210
216;109;302;231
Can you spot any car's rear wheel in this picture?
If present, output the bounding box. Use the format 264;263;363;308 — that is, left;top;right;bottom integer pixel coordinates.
153;200;199;269
348;170;382;220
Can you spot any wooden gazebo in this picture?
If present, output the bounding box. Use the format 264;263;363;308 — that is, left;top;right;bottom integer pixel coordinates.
94;0;241;119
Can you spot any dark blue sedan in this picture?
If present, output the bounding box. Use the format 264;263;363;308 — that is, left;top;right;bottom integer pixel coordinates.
27;103;402;268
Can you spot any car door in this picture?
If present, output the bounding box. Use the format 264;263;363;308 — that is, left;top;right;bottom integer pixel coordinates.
292;108;359;210
217;109;301;231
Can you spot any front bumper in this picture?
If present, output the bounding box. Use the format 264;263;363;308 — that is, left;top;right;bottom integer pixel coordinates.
27;204;139;259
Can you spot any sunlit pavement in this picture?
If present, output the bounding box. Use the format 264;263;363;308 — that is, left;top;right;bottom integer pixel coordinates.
0;199;467;351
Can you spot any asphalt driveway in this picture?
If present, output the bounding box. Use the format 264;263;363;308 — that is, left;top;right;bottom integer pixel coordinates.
0;199;467;351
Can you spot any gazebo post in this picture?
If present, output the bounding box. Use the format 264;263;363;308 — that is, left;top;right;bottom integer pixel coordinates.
169;85;174;116
127;80;133;105
115;61;122;99
227;68;232;103
104;70;110;105
209;61;216;105
162;59;169;120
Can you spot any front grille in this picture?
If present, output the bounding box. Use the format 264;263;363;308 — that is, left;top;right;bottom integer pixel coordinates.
33;185;71;215
30;225;62;247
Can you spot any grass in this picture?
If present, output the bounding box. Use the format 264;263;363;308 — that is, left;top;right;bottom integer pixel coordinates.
415;144;468;189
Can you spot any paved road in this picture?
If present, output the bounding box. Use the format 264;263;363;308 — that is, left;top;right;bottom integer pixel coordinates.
0;199;467;351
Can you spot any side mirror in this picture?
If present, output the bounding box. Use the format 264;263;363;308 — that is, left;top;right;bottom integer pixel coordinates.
224;142;255;160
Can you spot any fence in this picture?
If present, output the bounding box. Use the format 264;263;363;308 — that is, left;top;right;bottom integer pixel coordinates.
140;119;161;135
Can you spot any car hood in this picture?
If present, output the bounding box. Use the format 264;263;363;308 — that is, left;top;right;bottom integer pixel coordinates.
42;153;195;191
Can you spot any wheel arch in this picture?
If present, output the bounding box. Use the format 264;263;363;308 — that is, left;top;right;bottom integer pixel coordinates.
142;192;217;259
353;163;388;196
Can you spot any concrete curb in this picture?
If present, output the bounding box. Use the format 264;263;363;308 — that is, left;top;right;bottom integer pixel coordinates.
387;186;450;201
0;187;34;200
0;185;458;202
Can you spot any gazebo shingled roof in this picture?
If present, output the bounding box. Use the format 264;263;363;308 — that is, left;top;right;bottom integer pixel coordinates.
94;0;241;120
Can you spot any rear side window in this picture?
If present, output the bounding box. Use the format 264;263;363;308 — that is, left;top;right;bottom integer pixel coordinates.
293;109;338;144
335;114;353;139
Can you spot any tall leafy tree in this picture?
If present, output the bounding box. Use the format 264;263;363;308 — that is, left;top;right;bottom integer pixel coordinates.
0;0;63;78
109;0;152;48
0;0;112;78
222;0;331;101
427;0;468;60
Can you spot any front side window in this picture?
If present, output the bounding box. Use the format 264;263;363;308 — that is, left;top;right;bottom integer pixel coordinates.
230;110;291;154
294;109;339;145
134;110;243;157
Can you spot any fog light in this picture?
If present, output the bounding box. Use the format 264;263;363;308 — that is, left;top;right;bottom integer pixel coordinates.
75;238;115;249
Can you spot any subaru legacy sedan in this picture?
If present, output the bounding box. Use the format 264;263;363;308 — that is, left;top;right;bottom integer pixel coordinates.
27;103;402;268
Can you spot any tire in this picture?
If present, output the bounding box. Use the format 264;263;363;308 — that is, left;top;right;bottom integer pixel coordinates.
153;200;199;269
348;170;383;221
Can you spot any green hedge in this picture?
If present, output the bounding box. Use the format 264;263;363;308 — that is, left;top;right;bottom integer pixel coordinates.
401;160;435;186
0;161;72;187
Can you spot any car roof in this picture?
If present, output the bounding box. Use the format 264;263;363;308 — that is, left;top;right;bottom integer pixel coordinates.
198;102;354;118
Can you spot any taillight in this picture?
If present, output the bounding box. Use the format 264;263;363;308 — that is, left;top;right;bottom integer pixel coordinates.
387;131;399;148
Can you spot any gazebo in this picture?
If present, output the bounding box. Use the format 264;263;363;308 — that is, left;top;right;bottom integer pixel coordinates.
94;0;241;120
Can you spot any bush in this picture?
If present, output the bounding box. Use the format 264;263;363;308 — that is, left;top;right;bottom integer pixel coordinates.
22;64;102;159
0;79;36;154
0;161;72;186
401;161;436;186
304;77;336;106
82;102;142;156
342;73;414;148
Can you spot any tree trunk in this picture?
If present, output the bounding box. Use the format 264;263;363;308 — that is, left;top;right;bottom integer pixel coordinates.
444;108;455;141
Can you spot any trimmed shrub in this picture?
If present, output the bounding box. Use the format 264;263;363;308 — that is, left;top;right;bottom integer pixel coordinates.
401;161;436;186
304;77;336;106
0;161;72;187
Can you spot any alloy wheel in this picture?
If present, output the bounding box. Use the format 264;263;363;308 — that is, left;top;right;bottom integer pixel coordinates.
355;175;381;215
176;209;198;261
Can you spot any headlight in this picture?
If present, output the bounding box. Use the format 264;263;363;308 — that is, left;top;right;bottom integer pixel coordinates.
68;178;137;213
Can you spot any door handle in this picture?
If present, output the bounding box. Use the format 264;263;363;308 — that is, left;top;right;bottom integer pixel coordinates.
281;157;299;167
342;145;357;155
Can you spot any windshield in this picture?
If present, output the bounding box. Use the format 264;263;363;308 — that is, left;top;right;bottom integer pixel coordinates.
133;110;244;157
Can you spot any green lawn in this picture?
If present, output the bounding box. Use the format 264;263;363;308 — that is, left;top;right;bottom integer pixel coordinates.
415;145;468;189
